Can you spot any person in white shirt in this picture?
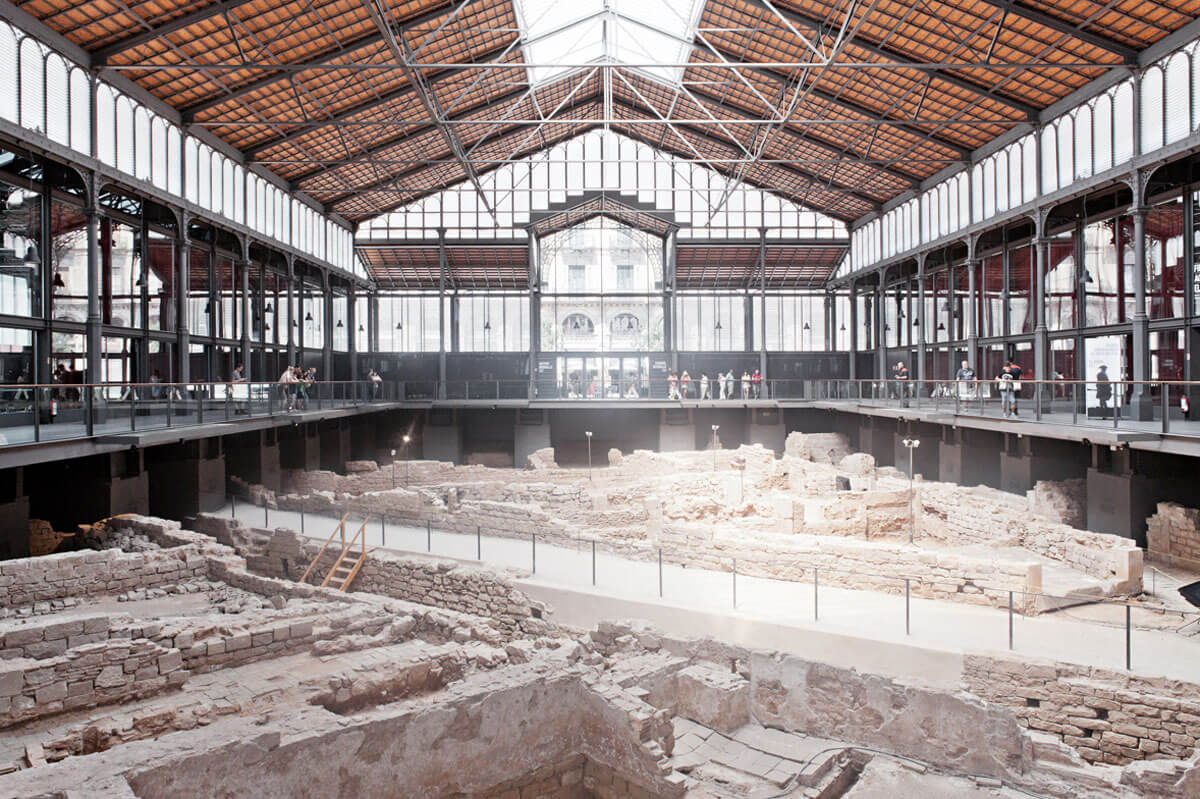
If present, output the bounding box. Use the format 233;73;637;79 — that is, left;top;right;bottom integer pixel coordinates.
279;365;298;411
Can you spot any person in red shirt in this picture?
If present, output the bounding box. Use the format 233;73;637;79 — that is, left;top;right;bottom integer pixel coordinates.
751;369;762;399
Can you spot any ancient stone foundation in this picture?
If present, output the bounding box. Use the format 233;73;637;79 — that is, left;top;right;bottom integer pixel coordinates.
242;436;1143;614
0;512;1194;798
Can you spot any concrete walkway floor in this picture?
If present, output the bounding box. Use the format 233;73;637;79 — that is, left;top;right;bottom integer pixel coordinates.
222;503;1200;685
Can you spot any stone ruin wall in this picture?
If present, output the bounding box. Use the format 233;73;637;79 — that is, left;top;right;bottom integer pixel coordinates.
655;522;1044;611
190;514;558;641
0;506;1196;799
1146;502;1200;571
270;473;1047;610
920;482;1142;592
113;670;684;799
0;512;534;733
594;619;1200;781
1027;478;1088;529
963;654;1200;766
295;535;555;640
0;545;208;611
231;432;1145;613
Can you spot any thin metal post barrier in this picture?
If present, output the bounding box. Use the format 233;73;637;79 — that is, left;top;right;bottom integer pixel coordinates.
381;514;386;547
427;520;431;552
1008;591;1014;650
532;533;536;574
658;548;663;598
130;390;137;431
732;558;737;608
476;525;481;560
166;391;173;428
1072;383;1078;424
813;567;819;621
1125;605;1132;670
264;498;269;527
32;389;39;442
231;494;236;519
1162;386;1169;434
904;579;910;635
591;540;596;585
300;498;305;535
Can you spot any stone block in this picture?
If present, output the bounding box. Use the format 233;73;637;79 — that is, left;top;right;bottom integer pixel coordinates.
0;669;22;697
35;680;68;704
838;453;876;475
158;651;183;673
24;640;68;659
674;664;749;734
4;627;44;647
526;447;557;470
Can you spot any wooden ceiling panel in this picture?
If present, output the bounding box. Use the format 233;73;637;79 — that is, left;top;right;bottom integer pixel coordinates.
13;0;1200;229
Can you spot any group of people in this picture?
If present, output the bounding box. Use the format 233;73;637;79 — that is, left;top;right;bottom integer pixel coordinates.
893;358;1026;417
564;374;642;399
668;369;763;400
278;365;317;411
51;363;83;401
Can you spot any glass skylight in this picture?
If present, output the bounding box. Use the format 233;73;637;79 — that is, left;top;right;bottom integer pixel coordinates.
514;0;705;85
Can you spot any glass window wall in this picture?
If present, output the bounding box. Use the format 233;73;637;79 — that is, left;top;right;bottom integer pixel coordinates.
1083;216;1135;326
1145;197;1185;320
756;294;825;351
1044;232;1076;331
978;255;1003;338
0;173;40;322
1007;245;1033;335
458;294;529;352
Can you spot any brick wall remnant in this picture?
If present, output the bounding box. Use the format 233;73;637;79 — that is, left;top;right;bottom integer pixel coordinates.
963;654;1200;765
785;431;852;463
1028;479;1087;529
0;637;185;727
527;447;558;470
1146;502;1200;571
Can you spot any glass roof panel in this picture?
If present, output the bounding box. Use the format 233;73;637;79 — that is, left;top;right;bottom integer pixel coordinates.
515;0;704;86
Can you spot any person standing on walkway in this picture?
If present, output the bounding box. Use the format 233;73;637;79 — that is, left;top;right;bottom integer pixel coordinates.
680;371;691;400
996;364;1016;418
699;373;709;400
752;368;762;399
1096;364;1112;409
893;361;910;407
668;371;679;400
955;359;975;400
741;370;752;400
1006;359;1023;416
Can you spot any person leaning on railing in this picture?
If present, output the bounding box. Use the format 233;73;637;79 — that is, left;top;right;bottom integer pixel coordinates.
278;365;298;411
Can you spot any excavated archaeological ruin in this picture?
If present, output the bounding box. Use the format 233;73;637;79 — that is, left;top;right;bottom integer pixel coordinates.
0;432;1197;798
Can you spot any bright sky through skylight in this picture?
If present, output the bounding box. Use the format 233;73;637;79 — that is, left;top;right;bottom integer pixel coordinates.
514;0;705;85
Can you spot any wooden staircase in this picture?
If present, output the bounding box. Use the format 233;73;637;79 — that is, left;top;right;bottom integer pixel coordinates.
299;513;372;592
